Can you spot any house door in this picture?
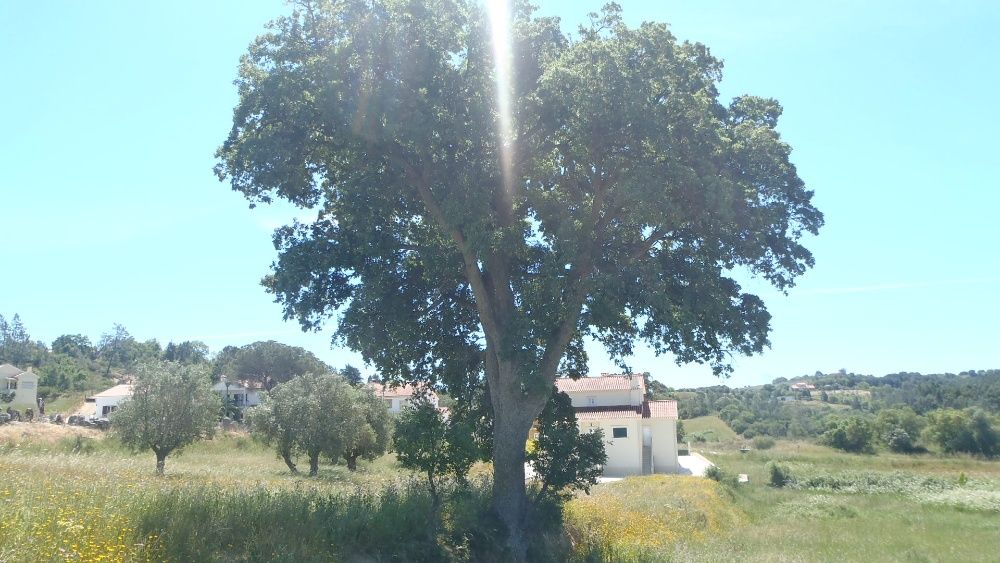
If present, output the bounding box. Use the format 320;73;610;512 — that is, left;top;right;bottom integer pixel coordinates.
642;427;652;447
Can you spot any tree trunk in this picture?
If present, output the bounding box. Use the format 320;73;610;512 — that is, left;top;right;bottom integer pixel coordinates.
427;469;439;509
154;449;167;476
308;451;319;476
345;453;358;471
281;449;298;474
490;386;542;562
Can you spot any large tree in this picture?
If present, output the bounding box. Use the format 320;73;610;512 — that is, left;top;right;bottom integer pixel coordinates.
97;323;136;377
223;340;330;390
216;1;822;554
111;360;220;474
51;334;96;360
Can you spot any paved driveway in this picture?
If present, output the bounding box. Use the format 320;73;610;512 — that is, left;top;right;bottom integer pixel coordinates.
677;453;714;476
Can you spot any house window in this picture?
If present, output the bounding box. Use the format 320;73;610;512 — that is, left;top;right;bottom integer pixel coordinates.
612;427;628;439
586;396;597;406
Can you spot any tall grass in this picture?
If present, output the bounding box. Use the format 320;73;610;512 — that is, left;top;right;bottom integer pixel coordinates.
564;476;744;561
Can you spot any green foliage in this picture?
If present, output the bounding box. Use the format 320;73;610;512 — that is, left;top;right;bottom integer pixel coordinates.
216;0;821;550
111;360;220;474
394;398;480;505
874;406;925;447
247;373;375;475
752;436;776;450
51;334;96;360
341;364;363;386
704;465;738;487
37;353;89;392
97;323;137;377
923;408;999;456
527;390;607;500
886;428;915;453
222;341;330;390
341;387;394;470
820;416;875;454
163;341;210;365
0;313;47;367
765;461;790;487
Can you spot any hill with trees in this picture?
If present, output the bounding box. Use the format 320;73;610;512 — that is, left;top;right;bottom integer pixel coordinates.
654;368;1000;456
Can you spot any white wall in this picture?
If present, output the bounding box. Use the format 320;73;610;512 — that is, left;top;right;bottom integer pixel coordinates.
578;418;642;477
566;389;635;408
649;418;678;473
577;416;678;476
95;395;128;418
9;371;37;410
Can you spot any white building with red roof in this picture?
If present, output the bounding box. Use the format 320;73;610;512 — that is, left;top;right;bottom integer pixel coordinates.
554;373;679;477
369;382;439;414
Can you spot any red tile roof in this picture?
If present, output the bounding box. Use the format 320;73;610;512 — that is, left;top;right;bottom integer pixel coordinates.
573;400;678;420
555;374;646;395
369;382;435;398
643;400;679;419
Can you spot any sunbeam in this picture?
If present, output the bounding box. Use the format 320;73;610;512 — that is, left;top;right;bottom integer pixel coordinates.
486;0;515;195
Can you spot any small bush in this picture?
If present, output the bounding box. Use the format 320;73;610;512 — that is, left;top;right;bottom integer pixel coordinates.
752;436;775;450
820;416;874;453
704;465;738;487
765;461;790;488
886;428;913;453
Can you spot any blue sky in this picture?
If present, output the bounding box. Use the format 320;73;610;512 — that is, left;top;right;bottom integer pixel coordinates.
2;1;998;388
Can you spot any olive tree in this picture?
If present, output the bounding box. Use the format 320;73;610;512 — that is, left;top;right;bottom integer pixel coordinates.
216;1;822;554
112;361;220;475
248;373;387;475
341;387;393;471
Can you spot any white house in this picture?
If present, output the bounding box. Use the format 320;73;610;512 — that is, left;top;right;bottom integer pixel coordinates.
213;378;262;409
1;363;38;411
87;384;133;418
369;382;439;414
555;373;679;477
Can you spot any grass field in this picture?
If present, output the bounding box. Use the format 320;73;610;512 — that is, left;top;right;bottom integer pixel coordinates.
0;423;998;562
682;415;740;442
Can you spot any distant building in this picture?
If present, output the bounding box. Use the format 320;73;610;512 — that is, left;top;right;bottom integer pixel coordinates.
213;377;262;409
1;363;38;411
87;384;134;417
554;373;679;477
369;382;438;414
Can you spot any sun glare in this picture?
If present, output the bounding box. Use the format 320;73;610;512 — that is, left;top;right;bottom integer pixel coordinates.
486;0;515;194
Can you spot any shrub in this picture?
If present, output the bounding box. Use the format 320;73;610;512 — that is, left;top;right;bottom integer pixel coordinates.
923;408;999;457
820;416;874;453
886;428;914;453
527;390;607;500
765;461;790;487
704;465;737;487
752;436;775;450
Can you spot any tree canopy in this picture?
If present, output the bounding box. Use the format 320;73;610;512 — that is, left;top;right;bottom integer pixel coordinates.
221;340;331;390
248;373;385;475
217;1;822;553
111;360;220;474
